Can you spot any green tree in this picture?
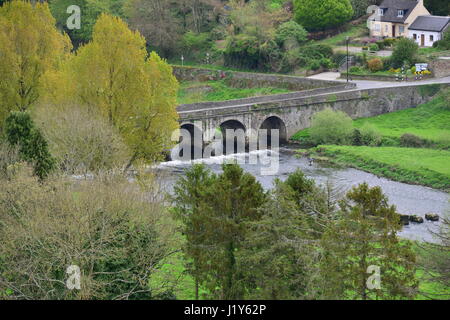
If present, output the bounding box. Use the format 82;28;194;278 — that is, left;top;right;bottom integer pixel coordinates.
49;0;126;47
310;108;354;145
0;0;72;127
424;0;450;16
275;20;308;47
241;179;322;299
5;111;56;180
391;38;418;68
49;14;179;167
293;0;353;31
320;183;418;300
172;164;216;300
196;163;266;299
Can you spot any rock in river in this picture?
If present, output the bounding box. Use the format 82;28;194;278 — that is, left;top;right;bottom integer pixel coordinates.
409;215;424;223
425;213;439;222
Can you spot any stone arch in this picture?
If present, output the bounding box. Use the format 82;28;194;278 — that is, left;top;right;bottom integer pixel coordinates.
177;123;203;159
219;119;247;155
258;116;288;145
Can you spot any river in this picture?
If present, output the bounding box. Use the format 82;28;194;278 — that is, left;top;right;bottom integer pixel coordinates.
155;147;449;243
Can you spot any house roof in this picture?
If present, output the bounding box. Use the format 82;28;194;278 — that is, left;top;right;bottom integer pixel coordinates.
409;15;450;32
376;0;420;23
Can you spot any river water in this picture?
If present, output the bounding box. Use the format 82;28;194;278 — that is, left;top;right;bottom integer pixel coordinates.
155;147;448;243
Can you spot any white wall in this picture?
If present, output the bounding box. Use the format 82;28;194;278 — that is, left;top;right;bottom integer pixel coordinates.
408;30;441;47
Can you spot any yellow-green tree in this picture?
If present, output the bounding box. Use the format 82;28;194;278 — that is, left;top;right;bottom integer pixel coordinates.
58;14;179;165
0;0;72;127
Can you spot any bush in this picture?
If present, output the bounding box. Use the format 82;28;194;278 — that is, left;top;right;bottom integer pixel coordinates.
275;21;308;46
434;29;450;50
34;104;130;175
309;60;321;70
369;43;379;51
310;108;353;145
359;123;381;146
224;34;282;71
349;66;362;73
0;165;174;299
367;58;384;72
298;44;333;60
400;133;426;148
376;41;385;50
383;38;397;47
5;111;55;180
293;0;354;31
391;38;418;68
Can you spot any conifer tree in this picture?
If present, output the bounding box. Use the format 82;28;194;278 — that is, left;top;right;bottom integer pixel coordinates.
320;183;418;300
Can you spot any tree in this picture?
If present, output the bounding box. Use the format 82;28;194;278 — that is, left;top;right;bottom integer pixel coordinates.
320;183;418;300
293;0;353;31
275;20;308;48
350;0;381;18
240;179;323;299
0;0;71;127
391;38;418;68
417;212;450;299
172;164;216;300
52;14;179;166
424;0;450;16
309;108;354;145
125;0;181;57
5;111;56;180
182;163;266;299
0;165;174;299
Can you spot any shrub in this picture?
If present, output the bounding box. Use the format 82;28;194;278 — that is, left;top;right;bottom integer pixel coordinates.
309;60;321;70
367;58;383;72
310;108;353;145
391;38;418;68
369;43;379;51
34;104;130;175
319;57;334;69
436;30;450;50
224;34;282;71
275;21;308;46
293;0;354;31
359;123;382;146
349;66;362;73
0;165;174;300
400;133;426;148
383;38;396;47
5;111;55;180
376;41;385;50
299;44;334;60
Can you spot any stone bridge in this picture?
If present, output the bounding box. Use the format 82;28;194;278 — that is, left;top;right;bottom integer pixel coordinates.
177;81;448;146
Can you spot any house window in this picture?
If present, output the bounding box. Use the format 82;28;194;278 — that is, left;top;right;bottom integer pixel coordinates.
375;24;381;31
397;10;404;17
399;26;405;33
378;9;384;16
385;25;388;32
413;34;417;40
430;35;434;42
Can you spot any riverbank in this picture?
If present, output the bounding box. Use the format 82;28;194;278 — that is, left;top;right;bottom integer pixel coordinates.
316;146;450;191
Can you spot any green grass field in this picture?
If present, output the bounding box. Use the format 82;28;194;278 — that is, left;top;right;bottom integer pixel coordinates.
319;145;450;190
292;94;450;148
353;96;450;148
178;80;291;104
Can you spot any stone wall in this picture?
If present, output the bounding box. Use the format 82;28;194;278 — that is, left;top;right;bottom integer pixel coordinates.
172;66;343;91
429;58;450;78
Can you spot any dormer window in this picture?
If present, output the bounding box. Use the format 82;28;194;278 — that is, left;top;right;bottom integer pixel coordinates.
378;8;385;16
398;10;404;17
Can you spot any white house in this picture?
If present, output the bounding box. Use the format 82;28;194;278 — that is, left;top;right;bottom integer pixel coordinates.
408;15;450;47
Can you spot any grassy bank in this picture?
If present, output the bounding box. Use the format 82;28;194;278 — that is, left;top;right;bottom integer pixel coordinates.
292;94;450;148
178;80;291;104
318;145;450;190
